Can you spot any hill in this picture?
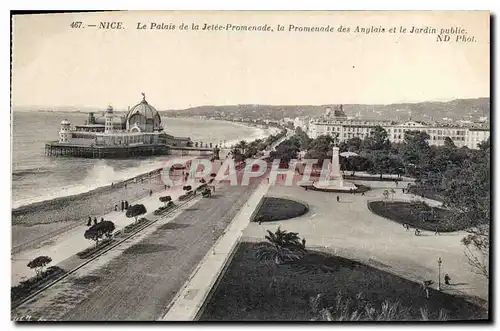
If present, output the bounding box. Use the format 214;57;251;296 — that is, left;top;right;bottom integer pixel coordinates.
163;98;490;122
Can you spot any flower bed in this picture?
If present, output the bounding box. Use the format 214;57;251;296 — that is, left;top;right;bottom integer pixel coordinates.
123;217;151;233
11;266;65;306
76;238;115;259
154;202;176;215
368;201;458;232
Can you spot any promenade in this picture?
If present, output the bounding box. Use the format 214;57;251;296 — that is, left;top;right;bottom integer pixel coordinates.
11;185;188;286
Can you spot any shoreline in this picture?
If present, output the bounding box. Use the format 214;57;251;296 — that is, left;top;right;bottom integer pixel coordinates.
13;120;276;211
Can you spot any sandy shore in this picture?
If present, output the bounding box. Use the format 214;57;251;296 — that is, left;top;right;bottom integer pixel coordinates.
12;159;195;249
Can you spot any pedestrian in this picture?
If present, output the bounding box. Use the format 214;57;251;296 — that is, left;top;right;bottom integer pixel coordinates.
302;238;306;249
258;220;262;225
402;188;405;194
121;200;124;211
149;189;153;196
414;228;420;236
125;200;129;209
100;217;104;223
336;195;340;202
164;184;167;190
362;192;365;196
93;217;98;225
395;180;398;187
444;273;451;285
435;227;440;236
87;217;92;227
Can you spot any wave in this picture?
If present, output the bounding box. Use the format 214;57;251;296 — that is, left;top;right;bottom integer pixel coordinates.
12;121;273;209
11;156;197;210
12;167;54;178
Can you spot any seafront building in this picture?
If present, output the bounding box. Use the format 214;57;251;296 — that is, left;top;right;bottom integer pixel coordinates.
47;94;200;158
306;105;490;149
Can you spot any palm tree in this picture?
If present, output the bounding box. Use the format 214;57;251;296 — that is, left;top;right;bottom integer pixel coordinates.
237;140;248;155
256;227;306;291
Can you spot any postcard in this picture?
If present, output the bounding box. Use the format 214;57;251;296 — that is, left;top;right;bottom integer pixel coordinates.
11;10;490;322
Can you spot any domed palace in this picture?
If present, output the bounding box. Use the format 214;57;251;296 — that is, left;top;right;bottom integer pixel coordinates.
46;93;195;158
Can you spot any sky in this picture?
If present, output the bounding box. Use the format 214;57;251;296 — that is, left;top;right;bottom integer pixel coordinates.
11;11;490;110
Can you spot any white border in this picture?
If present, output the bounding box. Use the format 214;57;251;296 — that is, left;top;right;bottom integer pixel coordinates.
2;1;498;331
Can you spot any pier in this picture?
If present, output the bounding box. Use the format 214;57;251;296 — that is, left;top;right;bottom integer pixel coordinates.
45;142;213;159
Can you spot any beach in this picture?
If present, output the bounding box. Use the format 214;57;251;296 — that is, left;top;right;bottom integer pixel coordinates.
11;113;278;251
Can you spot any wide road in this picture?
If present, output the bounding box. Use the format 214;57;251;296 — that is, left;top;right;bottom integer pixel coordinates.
61;182;259;321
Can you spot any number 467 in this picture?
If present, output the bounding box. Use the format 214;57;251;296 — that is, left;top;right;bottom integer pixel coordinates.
70;21;83;28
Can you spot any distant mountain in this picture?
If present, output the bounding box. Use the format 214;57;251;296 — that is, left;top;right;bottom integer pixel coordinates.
13;98;490;123
162;98;490;122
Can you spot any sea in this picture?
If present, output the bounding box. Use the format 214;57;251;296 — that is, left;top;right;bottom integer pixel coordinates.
12;111;270;209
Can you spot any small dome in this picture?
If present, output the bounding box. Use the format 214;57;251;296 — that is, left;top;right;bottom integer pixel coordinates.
106;105;114;113
61;119;71;125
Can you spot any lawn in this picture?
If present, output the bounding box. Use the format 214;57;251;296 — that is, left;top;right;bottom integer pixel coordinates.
252;197;308;223
199;242;486;321
368;201;462;232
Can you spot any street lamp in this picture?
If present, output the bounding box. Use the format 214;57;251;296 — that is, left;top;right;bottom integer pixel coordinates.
437;257;442;290
212;226;217;255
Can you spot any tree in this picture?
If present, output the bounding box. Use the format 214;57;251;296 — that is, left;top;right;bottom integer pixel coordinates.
343;137;363;153
195;142;199;148
27;256;52;278
126;204;147;223
444;150;490;278
255;227;306;291
84;221;116;247
159;195;172;207
305;135;336;166
402;131;431;177
370;151;392;179
294;127;312;150
270;138;301;166
363;126;390;151
186;141;193;147
256;226;305;265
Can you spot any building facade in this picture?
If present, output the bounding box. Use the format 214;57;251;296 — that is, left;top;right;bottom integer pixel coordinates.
307;106;490;149
58;94;191;147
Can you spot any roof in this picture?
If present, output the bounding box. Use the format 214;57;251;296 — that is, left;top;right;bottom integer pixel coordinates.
126;93;160;122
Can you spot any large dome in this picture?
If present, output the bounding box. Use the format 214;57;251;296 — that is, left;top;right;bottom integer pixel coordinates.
126;93;162;132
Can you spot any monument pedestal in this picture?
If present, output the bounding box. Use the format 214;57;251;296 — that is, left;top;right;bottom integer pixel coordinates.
312;146;356;191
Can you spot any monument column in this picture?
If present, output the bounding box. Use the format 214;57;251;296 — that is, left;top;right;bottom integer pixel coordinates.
330;146;341;179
